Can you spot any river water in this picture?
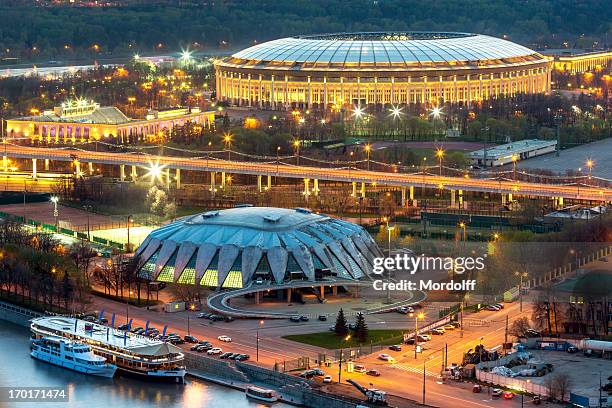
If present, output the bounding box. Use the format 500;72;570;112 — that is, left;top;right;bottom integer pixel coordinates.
0;321;288;408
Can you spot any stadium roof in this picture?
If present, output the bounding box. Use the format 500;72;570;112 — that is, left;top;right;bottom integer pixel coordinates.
230;32;546;68
135;206;382;289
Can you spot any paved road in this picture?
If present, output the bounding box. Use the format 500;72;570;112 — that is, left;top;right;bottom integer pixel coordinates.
3;143;610;201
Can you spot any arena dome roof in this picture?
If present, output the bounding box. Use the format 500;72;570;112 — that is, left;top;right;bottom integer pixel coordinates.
229;32;546;69
135;207;382;289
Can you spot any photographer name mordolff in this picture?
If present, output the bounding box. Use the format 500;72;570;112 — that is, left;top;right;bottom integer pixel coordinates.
373;279;477;291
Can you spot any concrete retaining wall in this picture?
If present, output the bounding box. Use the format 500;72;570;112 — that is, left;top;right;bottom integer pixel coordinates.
183;352;250;384
0;300;42;327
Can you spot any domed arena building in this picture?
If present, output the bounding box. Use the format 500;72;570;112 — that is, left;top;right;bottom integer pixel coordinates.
135;206;382;290
214;31;552;110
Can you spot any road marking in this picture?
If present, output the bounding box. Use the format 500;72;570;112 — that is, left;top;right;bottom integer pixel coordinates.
391;363;438;377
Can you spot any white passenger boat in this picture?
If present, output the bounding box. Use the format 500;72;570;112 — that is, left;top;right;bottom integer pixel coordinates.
245;386;278;403
30;336;117;378
30;317;186;383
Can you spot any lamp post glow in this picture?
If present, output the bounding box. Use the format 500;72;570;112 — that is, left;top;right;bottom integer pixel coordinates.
409;312;425;359
586;159;593;182
364;143;371;171
458;221;467;241
223;132;233;160
435;148;445;176
338;334;351;383
293;140;300;165
512;154;518;180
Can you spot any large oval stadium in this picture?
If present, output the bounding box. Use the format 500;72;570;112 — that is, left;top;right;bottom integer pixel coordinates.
135;206;382;289
214;31;552;110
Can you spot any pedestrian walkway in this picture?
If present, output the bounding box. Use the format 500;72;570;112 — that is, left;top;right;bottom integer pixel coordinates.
391;363;438;377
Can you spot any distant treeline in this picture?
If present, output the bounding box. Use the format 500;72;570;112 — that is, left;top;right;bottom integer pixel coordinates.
0;0;610;61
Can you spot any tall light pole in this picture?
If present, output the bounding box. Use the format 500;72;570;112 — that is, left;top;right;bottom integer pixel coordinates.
223;132;232;160
276;146;281;174
458;221;467;242
512;154;518;180
187;303;195;335
127;214;133;252
515;271;528;312
586;159;593;184
338;334;351;383
410;312;425;359
256;319;264;362
50;196;59;232
383;217;394;304
293;140;300;165
435;148;444;176
364;143;371;171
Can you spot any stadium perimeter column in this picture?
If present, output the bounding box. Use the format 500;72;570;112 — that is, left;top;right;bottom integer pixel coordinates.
31;159;37;179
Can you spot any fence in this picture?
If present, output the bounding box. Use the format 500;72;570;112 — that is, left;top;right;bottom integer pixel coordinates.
525;246;612;289
476;352;551;397
0;210;125;250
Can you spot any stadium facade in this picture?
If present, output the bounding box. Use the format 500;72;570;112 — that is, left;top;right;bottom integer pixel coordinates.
214;32;552;110
135;206;382;289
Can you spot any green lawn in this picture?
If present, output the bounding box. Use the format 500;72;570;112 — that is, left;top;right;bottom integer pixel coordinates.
283;329;405;349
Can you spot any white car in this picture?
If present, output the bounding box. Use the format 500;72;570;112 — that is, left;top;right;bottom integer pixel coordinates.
207;347;223;355
378;353;395;362
419;334;431;341
353;364;367;373
217;335;232;342
323;375;332;383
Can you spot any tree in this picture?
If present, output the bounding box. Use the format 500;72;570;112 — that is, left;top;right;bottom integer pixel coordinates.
334;308;349;336
508;316;531;338
546;373;572;402
354;312;368;343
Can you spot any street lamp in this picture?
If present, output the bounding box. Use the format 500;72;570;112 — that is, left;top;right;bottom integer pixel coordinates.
187;303;195;335
409;312;425;359
276;146;281;174
127;214;133;252
458;221;467;242
293;140;300;165
50;196;59;232
515;271;528;312
364;143;371;171
256;319;264;362
223;132;232;160
383;216;394;304
435;148;444;176
586;159;593;182
512;154;518;180
338;334;351;383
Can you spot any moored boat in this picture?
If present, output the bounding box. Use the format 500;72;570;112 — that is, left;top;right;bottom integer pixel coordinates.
245;385;278;403
30;336;117;378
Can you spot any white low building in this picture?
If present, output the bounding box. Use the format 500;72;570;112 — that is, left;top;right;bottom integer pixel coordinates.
468;139;557;167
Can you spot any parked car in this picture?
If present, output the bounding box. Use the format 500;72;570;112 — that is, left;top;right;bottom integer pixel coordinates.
396;306;414;314
207;347;223;355
431;328;445;335
190;344;202;351
494;303;505;309
503;391;514;399
491;388;503;398
235;354;250;361
219;352;233;359
353;365;367;373
451;322;461;328
418;334;431;341
472;384;482;393
366;369;381;377
389;345;402;351
224;316;235;323
299;315;309;322
290;315;301;322
404;338;415;345
485;305;500;311
184;335;198;343
218;335;232;342
443;324;455;331
196;344;212;352
299;370;316;378
323;375;332;383
310;368;325;376
117;324;129;330
197;312;209;319
318;315;328;321
567;346;579;353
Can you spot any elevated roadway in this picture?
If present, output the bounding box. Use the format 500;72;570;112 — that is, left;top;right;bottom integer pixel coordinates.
3;143;611;201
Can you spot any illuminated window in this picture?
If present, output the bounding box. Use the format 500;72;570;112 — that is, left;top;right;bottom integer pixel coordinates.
157;250;178;282
200;252;219;287
222;253;243;288
138;249;160;279
177;253;197;284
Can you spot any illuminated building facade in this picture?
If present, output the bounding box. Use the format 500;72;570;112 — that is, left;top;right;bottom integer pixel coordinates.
544;50;612;74
5;99;215;143
214;32;552;111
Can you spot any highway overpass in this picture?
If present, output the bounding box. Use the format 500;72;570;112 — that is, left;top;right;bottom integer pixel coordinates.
2;143;610;203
